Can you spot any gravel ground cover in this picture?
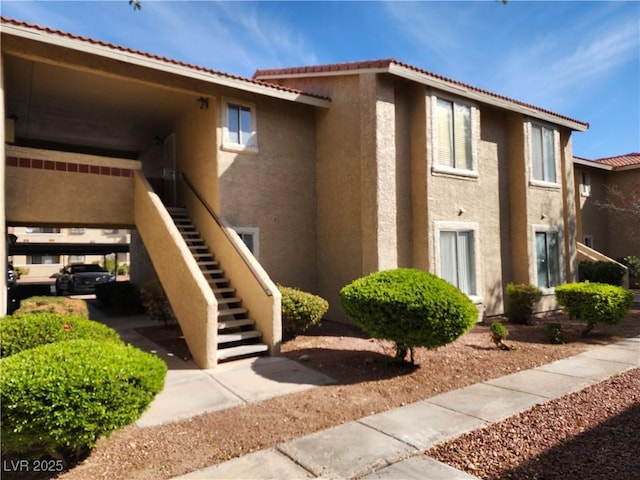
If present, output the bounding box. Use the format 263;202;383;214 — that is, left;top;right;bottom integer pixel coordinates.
3;305;638;480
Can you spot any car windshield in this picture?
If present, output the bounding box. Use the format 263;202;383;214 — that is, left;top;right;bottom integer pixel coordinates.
69;264;106;274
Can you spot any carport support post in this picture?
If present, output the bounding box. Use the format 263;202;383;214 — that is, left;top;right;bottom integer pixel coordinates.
1;56;7;315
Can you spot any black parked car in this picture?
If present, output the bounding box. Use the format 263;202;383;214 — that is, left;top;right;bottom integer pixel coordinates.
55;264;115;295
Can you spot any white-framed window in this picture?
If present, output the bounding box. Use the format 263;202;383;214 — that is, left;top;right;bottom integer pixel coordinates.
434;222;480;298
533;226;563;290
69;255;85;264
432;95;478;177
27;255;60;265
233;227;260;260
25;227;61;234
529;121;558;185
222;98;258;153
583;235;594;249
69;228;86;235
580;171;591;196
103;229;119;234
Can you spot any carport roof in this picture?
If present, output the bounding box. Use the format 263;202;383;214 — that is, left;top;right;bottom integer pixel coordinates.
0;17;331;108
9;243;129;256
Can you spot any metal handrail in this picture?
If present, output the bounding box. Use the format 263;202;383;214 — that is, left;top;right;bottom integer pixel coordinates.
179;172;273;296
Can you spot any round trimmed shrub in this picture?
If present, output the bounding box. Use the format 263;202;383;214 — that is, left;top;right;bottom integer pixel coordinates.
340;268;477;363
279;285;329;338
1;339;167;461
15;295;89;318
555;282;633;335
0;313;122;357
505;283;542;324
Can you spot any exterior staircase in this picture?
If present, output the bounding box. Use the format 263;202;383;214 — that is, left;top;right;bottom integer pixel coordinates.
167;207;269;363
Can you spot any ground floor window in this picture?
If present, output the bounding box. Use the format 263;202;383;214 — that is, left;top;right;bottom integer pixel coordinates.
535;231;561;288
68;255;86;264
233;227;260;260
27;255;60;265
439;229;477;296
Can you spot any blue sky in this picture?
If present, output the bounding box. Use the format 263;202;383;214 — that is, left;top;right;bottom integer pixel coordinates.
1;1;638;159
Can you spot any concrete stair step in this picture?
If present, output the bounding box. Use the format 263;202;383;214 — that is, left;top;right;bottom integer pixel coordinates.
218;330;261;344
218;318;255;330
217;343;269;362
212;287;235;294
217;296;242;305
202;268;224;276
218;307;248;317
208;277;230;285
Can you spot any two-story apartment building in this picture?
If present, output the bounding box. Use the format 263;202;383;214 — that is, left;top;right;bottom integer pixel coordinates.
1;18;589;367
574;153;640;259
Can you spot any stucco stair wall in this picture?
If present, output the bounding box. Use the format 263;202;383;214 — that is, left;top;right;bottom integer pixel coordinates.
168;207;269;362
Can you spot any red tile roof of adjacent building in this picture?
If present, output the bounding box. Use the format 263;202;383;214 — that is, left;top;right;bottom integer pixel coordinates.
0;16;329;102
593;153;640;168
254;58;589;130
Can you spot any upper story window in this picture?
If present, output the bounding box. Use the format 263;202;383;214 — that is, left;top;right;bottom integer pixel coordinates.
222;99;258;153
432;96;478;178
530;122;558;184
580;171;591;196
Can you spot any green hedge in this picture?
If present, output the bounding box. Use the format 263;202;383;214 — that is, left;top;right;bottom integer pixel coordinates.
555;282;633;335
1;339;166;461
279;285;329;338
505;283;542;324
340;268;477;363
578;261;626;286
14;295;89;318
0;313;122;357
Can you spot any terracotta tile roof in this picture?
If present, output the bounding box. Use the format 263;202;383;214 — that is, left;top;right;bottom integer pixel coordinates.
593;153;640;168
254;58;589;130
0;16;329;102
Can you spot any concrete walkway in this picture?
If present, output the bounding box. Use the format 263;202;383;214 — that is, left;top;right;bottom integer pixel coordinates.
170;337;639;480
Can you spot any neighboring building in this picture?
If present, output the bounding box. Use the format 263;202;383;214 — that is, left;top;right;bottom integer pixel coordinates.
1;18;589;367
573;153;640;259
8;226;130;278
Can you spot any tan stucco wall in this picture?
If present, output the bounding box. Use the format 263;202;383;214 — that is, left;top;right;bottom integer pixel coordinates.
574;165;610;252
5;146;138;227
606;169;640;258
217;95;318;293
174;101;218;211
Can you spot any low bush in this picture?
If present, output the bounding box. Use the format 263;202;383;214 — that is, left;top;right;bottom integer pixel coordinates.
618;256;640;288
555;282;633;335
1;339;166;461
489;321;514;350
578;261;626;286
95;281;143;315
340;268;477;364
547;322;565;344
0;313;122;357
14;295;89;318
140;281;176;325
279;285;329;338
505;283;542;324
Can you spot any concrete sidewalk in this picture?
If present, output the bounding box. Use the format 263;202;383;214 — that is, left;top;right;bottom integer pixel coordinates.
171;337;639;480
86;303;335;428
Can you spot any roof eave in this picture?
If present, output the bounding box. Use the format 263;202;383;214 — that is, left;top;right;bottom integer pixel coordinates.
573;158;613;171
1;22;330;108
388;64;588;132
